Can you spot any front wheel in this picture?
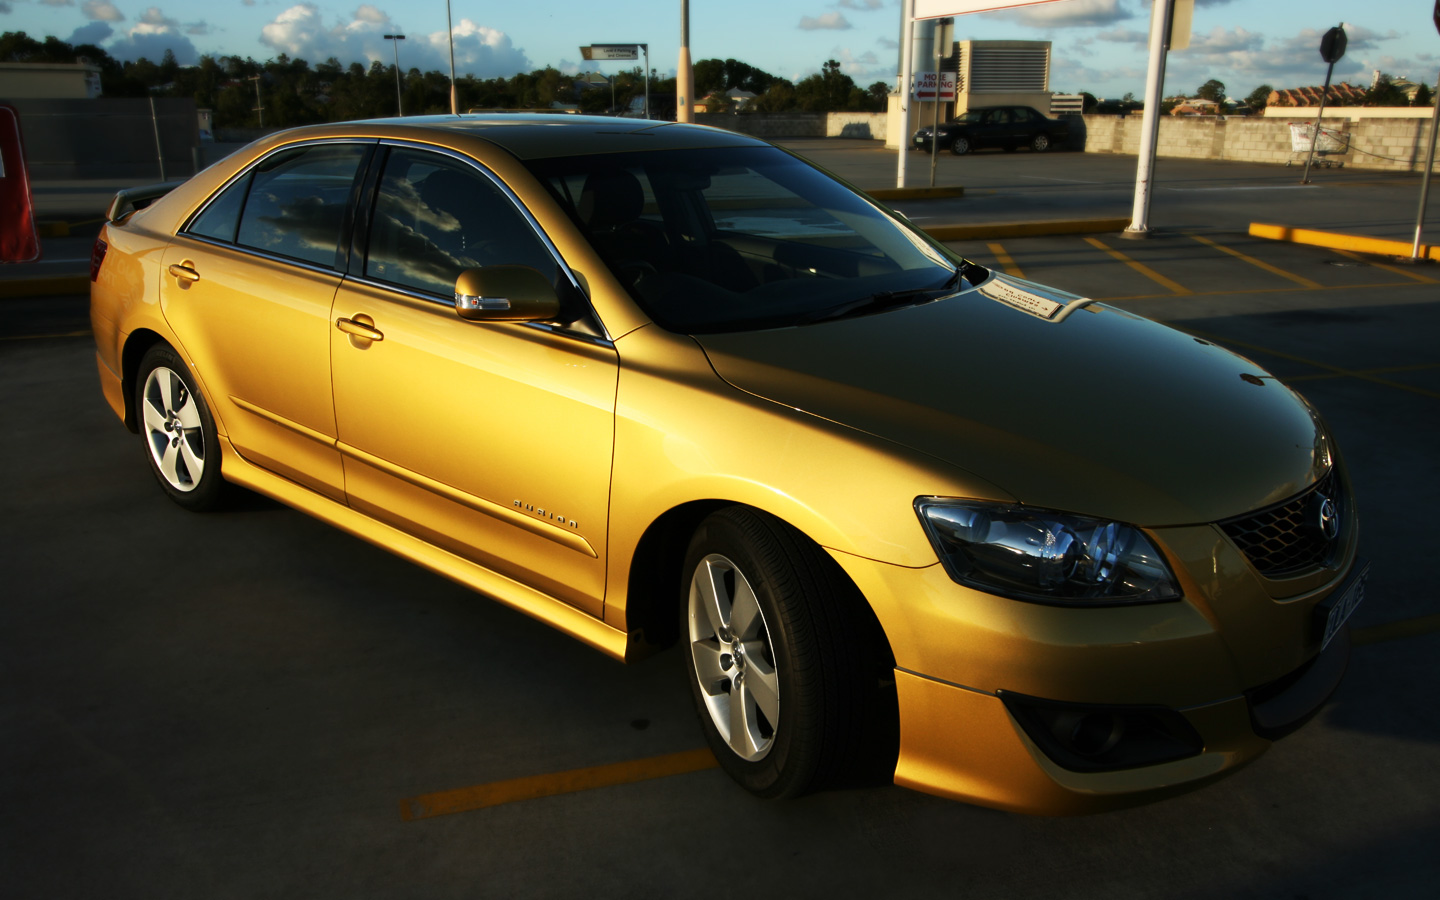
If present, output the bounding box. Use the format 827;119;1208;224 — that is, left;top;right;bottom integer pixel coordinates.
1031;133;1051;152
683;507;891;798
136;344;226;511
949;135;971;156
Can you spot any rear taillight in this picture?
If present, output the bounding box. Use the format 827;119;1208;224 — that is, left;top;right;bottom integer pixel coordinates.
90;238;107;282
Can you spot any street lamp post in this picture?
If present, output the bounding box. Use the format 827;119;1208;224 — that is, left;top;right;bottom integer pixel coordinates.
384;34;406;117
445;0;458;114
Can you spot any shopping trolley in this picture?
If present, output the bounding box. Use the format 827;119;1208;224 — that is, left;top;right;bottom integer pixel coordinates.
1286;122;1348;168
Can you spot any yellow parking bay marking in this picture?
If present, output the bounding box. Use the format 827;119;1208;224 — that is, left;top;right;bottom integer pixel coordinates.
399;747;718;821
1331;248;1438;284
985;242;1026;279
1187;233;1322;289
1083;237;1192;295
1183;329;1440;401
1352;614;1440;646
1097;277;1433;304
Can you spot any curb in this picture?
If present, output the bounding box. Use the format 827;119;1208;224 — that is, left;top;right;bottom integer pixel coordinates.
922;217;1131;241
1249;223;1438;262
868;186;966;201
0;274;88;298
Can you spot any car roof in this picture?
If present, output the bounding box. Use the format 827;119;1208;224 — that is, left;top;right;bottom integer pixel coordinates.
266;114;770;160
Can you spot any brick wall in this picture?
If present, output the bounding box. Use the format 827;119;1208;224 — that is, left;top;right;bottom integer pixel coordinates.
1079;113;1436;172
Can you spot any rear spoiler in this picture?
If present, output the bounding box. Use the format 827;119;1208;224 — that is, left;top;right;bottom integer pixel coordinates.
105;180;186;224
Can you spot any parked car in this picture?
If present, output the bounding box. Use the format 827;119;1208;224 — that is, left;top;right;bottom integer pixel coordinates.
914;105;1070;154
91;115;1363;814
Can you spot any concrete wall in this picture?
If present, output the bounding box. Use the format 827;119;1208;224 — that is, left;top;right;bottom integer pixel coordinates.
694;112;826;138
11;98;200;180
1079;113;1437;172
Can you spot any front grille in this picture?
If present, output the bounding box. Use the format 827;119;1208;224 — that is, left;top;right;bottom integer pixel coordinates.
1219;470;1342;578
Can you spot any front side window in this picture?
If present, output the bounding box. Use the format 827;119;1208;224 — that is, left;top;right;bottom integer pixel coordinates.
528;146;962;334
364;148;558;297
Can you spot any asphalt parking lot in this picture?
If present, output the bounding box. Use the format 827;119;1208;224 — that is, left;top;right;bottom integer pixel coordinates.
2;147;1438;898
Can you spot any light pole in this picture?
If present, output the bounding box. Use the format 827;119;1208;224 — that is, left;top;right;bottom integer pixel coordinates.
445;0;457;114
384;34;406;116
247;74;264;128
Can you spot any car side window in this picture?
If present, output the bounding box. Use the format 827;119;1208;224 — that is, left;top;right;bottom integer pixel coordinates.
1012;108;1033;123
991;110;1011;125
365;148;558;298
187;171;252;243
227;144;367;269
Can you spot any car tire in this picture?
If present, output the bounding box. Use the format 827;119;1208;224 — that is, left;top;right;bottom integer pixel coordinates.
1031;133;1051;152
949;136;970;156
135;344;226;511
682;506;888;798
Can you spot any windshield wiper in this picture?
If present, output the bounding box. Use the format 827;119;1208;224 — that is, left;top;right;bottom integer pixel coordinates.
799;269;962;325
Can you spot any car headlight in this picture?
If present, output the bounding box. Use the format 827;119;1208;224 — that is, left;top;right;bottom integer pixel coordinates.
915;499;1181;606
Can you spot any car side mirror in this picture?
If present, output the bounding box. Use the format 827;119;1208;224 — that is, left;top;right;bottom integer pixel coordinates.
454;266;561;322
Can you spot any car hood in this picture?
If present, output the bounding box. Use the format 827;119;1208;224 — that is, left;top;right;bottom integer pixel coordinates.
694;274;1331;527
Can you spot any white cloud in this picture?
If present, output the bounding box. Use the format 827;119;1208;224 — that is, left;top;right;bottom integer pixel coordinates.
42;0;77;7
988;0;1131;29
830;46;889;79
82;0;124;22
799;12;851;31
259;5;531;79
836;0;884;9
1094;27;1148;46
68;22;114;45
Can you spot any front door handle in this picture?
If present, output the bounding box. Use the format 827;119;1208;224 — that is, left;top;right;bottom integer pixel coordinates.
167;261;200;285
336;316;384;342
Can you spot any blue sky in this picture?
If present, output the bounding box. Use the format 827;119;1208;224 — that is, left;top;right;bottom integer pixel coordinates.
2;0;1434;100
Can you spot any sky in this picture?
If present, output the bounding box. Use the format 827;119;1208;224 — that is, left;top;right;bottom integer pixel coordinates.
1;0;1435;101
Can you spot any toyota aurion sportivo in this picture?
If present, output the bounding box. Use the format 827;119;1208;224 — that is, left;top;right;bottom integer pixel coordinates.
90;115;1366;814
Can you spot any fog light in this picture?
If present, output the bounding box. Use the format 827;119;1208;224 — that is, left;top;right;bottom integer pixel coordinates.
1000;692;1203;773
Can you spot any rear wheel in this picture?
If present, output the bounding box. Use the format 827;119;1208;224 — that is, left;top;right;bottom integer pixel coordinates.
136;344;226;511
1031;133;1051;152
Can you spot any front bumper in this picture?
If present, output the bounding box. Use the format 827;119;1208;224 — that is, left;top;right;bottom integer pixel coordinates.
829;522;1361;815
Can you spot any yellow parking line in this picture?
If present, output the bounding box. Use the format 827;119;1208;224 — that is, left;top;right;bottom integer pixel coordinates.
985;242;1025;279
0;330;90;341
1096;278;1432;303
1083;237;1192;294
1183;328;1440;400
1285;363;1440;383
1352;614;1440;646
1188;233;1322;289
1331;248;1438;284
399;747;718;821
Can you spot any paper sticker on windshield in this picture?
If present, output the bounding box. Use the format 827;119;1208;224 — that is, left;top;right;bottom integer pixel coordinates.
979;280;1063;319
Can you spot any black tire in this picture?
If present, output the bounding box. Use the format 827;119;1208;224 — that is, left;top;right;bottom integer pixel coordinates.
1031;133;1051;152
135;344;227;511
949;135;970;156
682;506;891;799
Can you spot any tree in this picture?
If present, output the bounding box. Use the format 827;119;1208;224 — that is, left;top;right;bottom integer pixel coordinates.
1364;74;1407;107
1414;83;1433;108
1244;84;1272;112
1080;91;1098;113
867;81;890;109
1196;79;1226;103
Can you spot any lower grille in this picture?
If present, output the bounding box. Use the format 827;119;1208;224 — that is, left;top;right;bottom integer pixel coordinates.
1219;470;1342;578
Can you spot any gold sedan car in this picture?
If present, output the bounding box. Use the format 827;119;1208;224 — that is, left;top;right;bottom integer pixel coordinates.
90;116;1365;813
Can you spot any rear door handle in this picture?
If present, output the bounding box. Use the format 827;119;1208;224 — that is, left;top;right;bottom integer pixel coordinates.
167;262;199;284
336;316;384;342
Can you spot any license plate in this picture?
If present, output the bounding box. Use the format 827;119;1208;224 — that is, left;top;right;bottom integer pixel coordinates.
1318;562;1369;650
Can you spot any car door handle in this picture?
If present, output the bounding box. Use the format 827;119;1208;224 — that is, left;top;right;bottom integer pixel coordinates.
167;262;200;284
336;316;384;342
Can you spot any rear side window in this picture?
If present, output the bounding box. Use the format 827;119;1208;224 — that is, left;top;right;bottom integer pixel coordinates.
184;143;367;270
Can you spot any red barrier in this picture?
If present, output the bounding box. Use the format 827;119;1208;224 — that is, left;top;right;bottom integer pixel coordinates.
1;103;40;263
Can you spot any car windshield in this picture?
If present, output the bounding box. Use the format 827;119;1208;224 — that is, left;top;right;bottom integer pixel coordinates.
526;146;963;334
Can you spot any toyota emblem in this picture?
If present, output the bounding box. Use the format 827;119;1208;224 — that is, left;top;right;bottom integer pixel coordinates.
1316;495;1339;541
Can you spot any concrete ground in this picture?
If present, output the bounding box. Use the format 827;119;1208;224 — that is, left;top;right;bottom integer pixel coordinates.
2;147;1437;899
